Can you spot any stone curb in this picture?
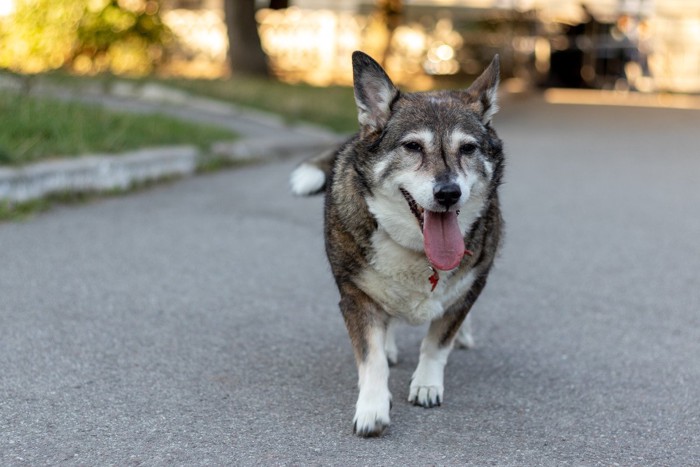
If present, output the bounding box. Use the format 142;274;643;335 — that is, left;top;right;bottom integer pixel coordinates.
0;135;344;203
0;146;199;203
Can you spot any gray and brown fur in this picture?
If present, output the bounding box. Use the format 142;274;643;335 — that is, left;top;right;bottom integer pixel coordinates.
291;51;504;437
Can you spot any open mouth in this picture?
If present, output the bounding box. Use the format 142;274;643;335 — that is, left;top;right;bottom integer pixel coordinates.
400;187;465;271
400;187;462;228
400;188;425;229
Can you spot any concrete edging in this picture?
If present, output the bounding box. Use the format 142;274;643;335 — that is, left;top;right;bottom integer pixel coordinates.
0;146;199;203
0;136;344;203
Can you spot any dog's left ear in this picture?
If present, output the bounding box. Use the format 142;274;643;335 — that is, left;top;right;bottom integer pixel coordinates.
352;51;399;136
463;55;500;125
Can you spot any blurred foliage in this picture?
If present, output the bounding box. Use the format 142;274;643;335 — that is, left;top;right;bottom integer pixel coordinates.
73;0;171;75
0;0;83;73
0;0;171;75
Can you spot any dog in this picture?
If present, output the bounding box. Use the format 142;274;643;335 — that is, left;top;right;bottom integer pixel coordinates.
290;51;504;437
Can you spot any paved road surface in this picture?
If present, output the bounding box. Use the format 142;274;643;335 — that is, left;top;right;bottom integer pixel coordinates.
1;98;699;465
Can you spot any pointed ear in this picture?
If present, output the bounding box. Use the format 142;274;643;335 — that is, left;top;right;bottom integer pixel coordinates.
464;55;500;125
352;51;399;135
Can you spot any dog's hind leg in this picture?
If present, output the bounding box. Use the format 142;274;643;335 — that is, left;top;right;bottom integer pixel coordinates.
454;314;475;349
339;283;392;437
384;318;399;366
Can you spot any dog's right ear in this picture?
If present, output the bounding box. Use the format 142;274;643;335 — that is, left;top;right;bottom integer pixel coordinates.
463;55;500;126
352;51;399;137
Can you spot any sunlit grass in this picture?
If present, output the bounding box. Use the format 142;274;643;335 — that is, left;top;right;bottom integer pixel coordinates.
24;70;360;134
162;75;359;133
0;90;237;165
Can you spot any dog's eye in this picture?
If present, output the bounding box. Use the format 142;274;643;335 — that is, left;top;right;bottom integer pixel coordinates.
459;143;478;155
403;141;422;153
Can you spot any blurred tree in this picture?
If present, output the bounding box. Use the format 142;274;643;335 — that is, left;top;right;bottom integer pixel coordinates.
362;0;403;68
376;0;403;66
0;0;171;75
0;0;84;73
72;0;171;75
268;0;289;9
221;0;288;76
223;0;269;76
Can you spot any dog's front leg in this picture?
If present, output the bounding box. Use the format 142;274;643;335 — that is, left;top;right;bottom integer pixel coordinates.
409;307;475;407
410;273;488;407
408;314;456;408
339;283;391;437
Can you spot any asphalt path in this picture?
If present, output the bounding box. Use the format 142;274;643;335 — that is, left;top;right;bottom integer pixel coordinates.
1;98;699;465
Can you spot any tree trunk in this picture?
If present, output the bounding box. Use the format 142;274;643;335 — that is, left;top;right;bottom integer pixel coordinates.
373;0;403;67
223;0;269;76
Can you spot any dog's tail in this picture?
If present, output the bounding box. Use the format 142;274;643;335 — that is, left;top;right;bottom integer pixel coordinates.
289;146;337;196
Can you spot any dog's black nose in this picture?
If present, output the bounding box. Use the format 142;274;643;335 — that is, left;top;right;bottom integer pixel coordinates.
433;182;461;208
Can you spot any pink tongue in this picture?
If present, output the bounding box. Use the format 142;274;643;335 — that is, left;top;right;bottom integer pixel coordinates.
423;210;464;271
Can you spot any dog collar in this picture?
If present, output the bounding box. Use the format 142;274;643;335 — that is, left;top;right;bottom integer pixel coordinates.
428;249;474;292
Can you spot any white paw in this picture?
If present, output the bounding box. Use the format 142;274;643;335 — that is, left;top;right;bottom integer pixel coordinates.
353;390;391;437
408;348;447;408
289;163;325;196
408;383;443;408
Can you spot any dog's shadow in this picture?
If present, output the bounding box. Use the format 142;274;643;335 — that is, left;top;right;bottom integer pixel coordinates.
212;292;577;440
294;318;575;439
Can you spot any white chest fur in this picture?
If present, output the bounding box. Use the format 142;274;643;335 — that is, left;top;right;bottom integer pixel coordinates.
355;229;477;325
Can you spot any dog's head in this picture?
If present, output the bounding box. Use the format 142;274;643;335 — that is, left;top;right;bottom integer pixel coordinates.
353;51;504;270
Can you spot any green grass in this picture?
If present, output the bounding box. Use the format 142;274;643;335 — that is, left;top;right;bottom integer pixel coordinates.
18;70;361;134
162;75;359;134
0;198;51;221
0;91;237;165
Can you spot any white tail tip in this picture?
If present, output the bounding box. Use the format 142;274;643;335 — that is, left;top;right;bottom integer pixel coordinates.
290;163;326;196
